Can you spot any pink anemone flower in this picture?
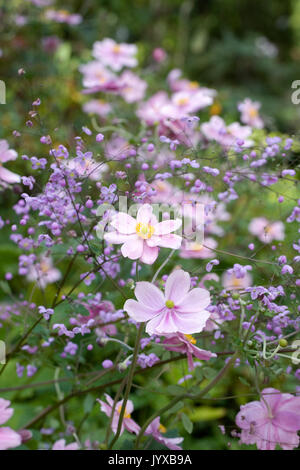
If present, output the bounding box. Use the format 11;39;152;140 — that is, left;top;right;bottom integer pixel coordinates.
97;394;140;436
163;332;216;370
0;398;22;450
124;269;211;335
52;439;79;450
236;387;300;450
104;204;182;265
0;139;21;184
145;417;184;450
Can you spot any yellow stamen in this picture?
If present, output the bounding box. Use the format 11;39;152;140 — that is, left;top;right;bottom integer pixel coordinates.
189;81;199;89
135;222;155;240
190;242;203;252
158;423;167;433
177;97;189;106
113;45;121;54
184;334;196;345
249;108;258;118
117;404;131;419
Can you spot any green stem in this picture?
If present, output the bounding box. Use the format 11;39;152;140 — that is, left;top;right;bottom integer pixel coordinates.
108;324;143;449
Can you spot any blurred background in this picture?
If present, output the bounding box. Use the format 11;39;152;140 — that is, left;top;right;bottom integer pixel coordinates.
1;0;300;140
0;0;299;450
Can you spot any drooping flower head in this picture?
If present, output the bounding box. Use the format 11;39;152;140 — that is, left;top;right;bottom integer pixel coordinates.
163;332;216;370
124;269;211;335
97;394;140;435
145;417;184;450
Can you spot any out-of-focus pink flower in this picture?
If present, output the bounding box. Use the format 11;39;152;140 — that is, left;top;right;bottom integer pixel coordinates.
79;61;121;94
248;217;285;243
92;39;138;72
27;255;61;288
104;204;182;264
180;237;217;259
118;71;147;103
52;439;79;450
236;388;300;450
152;48;167;63
45;9;82;25
161;90;212;117
137;92;171;125
97;394;140;435
163;332;216;370
0;139;20;184
145;417;183;450
83;99;112;117
222;271;252;290
124;269;211;335
201;116;253;148
0;398;22;450
238;98;264;129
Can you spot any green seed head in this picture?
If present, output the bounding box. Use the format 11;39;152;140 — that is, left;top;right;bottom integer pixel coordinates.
279;338;288;348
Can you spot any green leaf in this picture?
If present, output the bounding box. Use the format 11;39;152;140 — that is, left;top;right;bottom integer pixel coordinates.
181;412;193;434
83;394;95;414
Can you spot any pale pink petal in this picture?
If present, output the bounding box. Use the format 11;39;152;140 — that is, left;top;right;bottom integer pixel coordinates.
140;243;159;264
191;345;216;361
236;402;266;430
165;269;190;303
153;219;182;235
261;388;282;412
123;299;158;322
136;204;153;224
274;411;300;432
0;427;22;450
0;399;13;425
111;212;137;234
170;310;211;334
148;234;182;249
124;418;140;434
176;288;210;313
121;237;143;259
134;282;165;309
104;231;132;244
275;426;299;450
145;310;178;335
0;166;21;183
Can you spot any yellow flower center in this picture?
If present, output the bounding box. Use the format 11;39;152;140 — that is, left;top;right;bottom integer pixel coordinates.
40;262;50;274
190;242;203;251
184;334;196;345
177;97;189;106
135;223;155;239
189;81;199;89
117;405;131;419
232;277;242;287
249;108;258;118
158;424;167;433
210;102;222;116
113;45;121;54
165;300;175;309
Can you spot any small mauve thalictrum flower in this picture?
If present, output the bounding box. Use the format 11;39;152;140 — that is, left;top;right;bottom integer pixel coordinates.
124;269;211;335
236;388;300;450
0;398;22;450
97;394;140;435
104;204;182;265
